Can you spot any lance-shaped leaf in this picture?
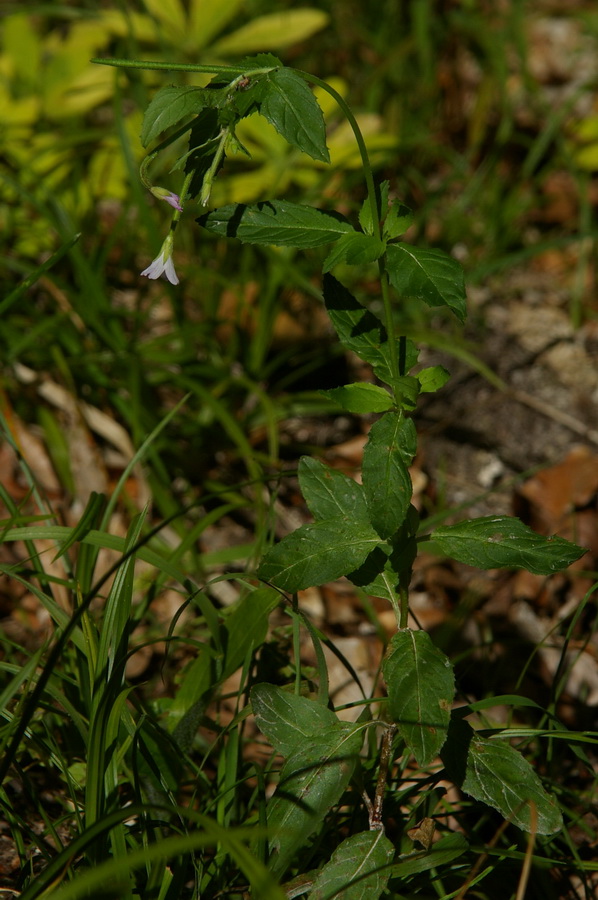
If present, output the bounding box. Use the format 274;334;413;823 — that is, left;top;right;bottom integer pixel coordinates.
428;516;586;575
309;831;395;900
323;232;385;272
298;457;369;522
141;85;215;147
257;519;381;592
383;630;455;766
259;67;330;163
441;718;563;835
322;382;394;414
323;275;419;387
362;412;417;539
266;722;363;877
198;201;353;248
251;683;338;757
386;243;466;322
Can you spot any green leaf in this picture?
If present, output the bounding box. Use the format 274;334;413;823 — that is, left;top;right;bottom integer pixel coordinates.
238;52;283;69
257;519;381;592
348;507;418;601
383;200;414;240
428;516;586;575
347;544;398;604
417;365;451;393
323;273;385;357
141;85;209;147
386;244;467;322
259;67;330;163
358;181;389;236
266;723;363;877
167;645;216;734
383;630;455;766
441;719;563;834
362;413;417;539
251;684;338;757
309;830;395;900
298;457;369;522
197;201;353;248
52;491;106;561
322;232;385;272
322;382;394;414
322;275;419;388
222;587;280;680
391;375;420;411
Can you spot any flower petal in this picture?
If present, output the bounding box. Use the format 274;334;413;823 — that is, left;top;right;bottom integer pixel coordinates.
164;256;179;285
141;253;166;280
164;192;183;212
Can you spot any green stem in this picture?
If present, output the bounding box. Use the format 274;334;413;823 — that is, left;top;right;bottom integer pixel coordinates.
297;70;402;393
199;127;231;206
296;71;380;239
91;57;276;77
378;261;401;388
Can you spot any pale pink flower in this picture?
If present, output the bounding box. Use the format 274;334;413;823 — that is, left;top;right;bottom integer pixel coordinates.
141;234;179;285
150;186;183;211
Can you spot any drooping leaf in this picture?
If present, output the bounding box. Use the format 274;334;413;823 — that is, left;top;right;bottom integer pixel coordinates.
198;201;353;247
257;519;382;592
383;630;455;766
428;516;586;575
383;200;414;240
298;457;369;522
322;275;419;388
141;85;210;147
322;382;394;414
441;718;563;835
322;232;385;272
266;722;363;877
362;413;417;539
386;243;466;322
260;67;330;163
251;683;338;757
309;830;395;900
417;365;451;393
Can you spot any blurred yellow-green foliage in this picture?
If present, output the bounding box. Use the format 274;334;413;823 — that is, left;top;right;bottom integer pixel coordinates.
1;0;398;261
